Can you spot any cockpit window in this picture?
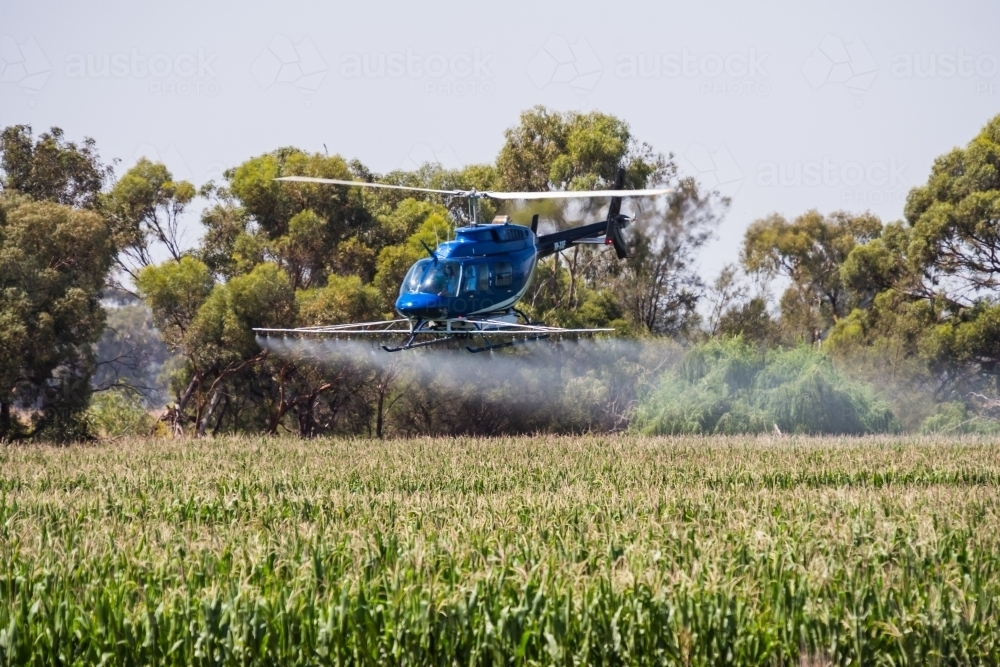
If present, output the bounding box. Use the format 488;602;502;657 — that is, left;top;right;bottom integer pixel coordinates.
401;259;432;295
423;262;461;296
400;259;462;297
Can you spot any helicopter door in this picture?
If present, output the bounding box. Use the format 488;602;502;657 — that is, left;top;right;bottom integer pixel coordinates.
461;264;477;294
461;264;491;294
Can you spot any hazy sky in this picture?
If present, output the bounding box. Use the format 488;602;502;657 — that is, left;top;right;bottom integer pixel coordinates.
2;0;998;279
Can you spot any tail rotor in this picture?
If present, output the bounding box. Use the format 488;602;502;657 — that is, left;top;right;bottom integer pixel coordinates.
604;168;632;259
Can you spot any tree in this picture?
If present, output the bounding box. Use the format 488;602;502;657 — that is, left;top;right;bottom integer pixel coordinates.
743;210;882;342
185;263;297;435
717;298;781;346
496;107;666;192
705;264;747;336
139;260;301;438
606;178;720;336
496;106;721;335
828;114;1000;423
903;114;1000;306
137;257;215;349
136;257;215;434
704;264;781;346
104;159;196;281
0;125;113;210
92;297;173;406
835;115;1000;369
298;274;381;326
0;196;115;439
197;149;380;289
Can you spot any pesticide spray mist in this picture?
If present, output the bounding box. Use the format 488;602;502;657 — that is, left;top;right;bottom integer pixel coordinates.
256;334;681;435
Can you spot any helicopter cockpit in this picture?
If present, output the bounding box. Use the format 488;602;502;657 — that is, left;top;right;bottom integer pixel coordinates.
400;259;462;297
401;258;498;298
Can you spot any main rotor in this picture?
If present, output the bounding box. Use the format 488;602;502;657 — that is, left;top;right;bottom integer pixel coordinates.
274;176;673;226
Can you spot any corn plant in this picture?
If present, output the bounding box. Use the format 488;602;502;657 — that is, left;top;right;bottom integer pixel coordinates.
1;435;999;665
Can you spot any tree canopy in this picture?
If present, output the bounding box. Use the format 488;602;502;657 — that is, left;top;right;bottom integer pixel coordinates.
0;197;114;439
6;110;1000;439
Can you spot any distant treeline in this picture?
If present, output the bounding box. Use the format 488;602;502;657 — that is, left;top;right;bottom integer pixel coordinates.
3;109;1000;440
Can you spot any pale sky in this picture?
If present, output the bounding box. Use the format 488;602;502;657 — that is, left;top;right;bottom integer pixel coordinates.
2;0;998;280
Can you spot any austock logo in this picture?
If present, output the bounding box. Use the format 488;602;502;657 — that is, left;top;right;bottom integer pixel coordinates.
678;144;744;198
526;35;602;93
339;47;495;96
616;48;770;97
252;35;327;94
802;35;997;100
890;49;998;95
64;47;220;96
756;156;910;205
0;35;52;98
801;35;878;104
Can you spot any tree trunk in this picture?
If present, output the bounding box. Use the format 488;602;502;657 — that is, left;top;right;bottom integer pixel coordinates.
296;395;316;438
376;388;385;439
197;388;224;437
267;400;288;435
0;400;10;440
211;396;229;436
173;372;202;437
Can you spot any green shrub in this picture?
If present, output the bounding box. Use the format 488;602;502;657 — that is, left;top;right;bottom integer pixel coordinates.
634;337;899;435
919;401;1000;434
86;389;156;438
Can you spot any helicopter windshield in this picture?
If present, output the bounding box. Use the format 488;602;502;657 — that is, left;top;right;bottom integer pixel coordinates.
400;259;462;297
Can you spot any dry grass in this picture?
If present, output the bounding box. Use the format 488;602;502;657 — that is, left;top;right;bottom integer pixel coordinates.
2;434;999;664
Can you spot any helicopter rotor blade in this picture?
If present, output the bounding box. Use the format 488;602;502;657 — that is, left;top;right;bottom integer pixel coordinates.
274;176;464;196
482;188;673;200
274;177;672;200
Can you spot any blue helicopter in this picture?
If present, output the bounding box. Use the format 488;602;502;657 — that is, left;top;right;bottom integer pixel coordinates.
253;168;671;352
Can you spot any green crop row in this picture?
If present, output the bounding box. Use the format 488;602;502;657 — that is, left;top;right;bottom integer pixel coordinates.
2;436;1000;665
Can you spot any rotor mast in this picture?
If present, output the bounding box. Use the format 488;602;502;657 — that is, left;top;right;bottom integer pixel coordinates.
467;190;481;226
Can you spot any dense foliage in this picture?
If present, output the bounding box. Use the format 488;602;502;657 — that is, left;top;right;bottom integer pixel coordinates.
5;111;1000;438
3;435;1000;665
634;337;897;435
0;109;730;439
0;127;116;440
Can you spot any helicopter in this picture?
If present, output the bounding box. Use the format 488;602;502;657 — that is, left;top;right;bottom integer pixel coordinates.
253;168;671;352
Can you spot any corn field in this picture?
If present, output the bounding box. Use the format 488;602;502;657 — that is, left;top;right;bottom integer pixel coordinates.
2;436;1000;665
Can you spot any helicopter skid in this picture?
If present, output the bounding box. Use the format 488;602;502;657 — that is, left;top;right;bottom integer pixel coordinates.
465;333;550;354
381;335;457;353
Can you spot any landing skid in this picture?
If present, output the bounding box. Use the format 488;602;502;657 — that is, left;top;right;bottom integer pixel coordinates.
466;333;549;354
382;336;456;353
